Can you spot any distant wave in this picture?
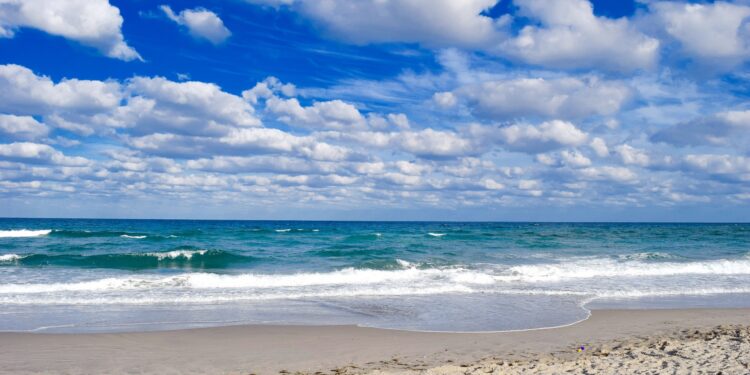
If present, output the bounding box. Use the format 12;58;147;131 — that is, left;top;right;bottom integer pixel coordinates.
0;229;51;238
43;230;191;239
145;250;207;260
50;230;145;238
0;249;256;270
427;232;446;237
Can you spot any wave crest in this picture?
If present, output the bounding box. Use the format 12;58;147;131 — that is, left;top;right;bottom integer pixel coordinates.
0;229;51;238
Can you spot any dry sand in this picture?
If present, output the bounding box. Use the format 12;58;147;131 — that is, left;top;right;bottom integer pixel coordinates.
0;308;748;374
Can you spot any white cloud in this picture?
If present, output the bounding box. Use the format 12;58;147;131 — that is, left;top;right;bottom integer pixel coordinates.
397;129;476;159
1;61;748;214
578;166;639;183
0;64;122;115
0;0;140;61
479;178;505;190
290;0;502;49
493;120;588;153
220;128;351;161
0;115;49;140
111;77;260;136
187;155;337;175
648;1;750;66
0;142;89;166
242;77;296;105
614;144;650;167
652;110;750;147
161;5;231;45
454;76;631;120
497;0;659;71
682;154;750;181
265;97;365;130
560;149;592;168
432;92;457;108
589;137;609;157
243;0;295;7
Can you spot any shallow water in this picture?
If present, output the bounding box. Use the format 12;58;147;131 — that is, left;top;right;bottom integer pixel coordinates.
1;219;749;332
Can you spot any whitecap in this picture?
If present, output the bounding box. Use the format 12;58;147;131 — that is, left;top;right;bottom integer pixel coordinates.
493;258;750;283
0;254;23;262
0;229;51;238
145;250;207;260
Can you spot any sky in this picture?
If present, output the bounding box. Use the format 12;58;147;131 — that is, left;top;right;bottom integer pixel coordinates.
0;0;749;221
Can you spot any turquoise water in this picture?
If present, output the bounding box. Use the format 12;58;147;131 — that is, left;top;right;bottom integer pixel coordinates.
1;219;749;332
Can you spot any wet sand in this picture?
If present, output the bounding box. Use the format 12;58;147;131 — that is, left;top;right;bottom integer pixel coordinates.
0;308;748;374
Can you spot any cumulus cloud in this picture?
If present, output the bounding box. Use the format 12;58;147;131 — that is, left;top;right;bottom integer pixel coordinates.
652;110;750;147
123;77;260;132
0;142;89;166
560;149;592;168
589;137;609;157
0;115;49;141
0;64;122;115
489;120;588;153
647;1;750;67
1;58;748;215
614;144;651;167
682;154;750;182
578;166;639;184
0;0;141;61
287;0;502;49
265;97;366;130
432;92;457;108
161;5;231;44
242;77;296;105
496;0;659;71
453;76;631;120
245;0;660;73
397;129;477;159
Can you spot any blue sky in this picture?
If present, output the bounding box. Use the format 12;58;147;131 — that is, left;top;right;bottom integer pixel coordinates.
0;0;749;221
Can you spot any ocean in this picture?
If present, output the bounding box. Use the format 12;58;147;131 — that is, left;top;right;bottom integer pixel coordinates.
1;218;749;333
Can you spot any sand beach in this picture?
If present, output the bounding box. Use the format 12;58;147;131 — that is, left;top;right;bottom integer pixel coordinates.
1;308;748;374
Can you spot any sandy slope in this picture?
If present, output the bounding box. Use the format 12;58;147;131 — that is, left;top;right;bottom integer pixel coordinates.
351;325;750;374
0;309;749;374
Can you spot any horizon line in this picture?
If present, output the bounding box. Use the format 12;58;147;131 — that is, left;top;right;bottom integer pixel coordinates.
0;216;748;224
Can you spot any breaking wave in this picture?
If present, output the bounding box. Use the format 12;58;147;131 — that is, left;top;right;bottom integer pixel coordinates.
0;229;51;238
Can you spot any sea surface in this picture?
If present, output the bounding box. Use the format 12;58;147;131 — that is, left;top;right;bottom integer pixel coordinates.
1;218;749;333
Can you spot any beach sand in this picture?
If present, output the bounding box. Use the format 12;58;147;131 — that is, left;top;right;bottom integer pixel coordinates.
0;308;748;374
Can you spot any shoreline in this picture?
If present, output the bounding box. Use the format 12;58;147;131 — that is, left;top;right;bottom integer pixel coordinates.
1;307;749;374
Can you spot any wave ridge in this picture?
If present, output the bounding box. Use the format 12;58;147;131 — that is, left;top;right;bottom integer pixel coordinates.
0;229;51;238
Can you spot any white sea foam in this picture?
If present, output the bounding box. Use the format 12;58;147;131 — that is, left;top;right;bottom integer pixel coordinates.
427;232;446;237
617;252;674;260
0;254;23;262
275;229;291;233
0;267;493;295
0;229;51;238
3;257;750;306
0;285;474;305
120;235;146;239
396;259;413;268
493;258;750;283
145;250;207;260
